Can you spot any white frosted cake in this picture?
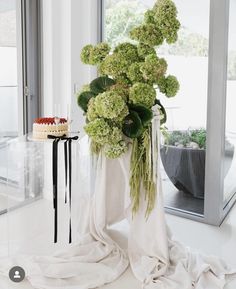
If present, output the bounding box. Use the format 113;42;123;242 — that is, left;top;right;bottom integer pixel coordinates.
33;117;69;139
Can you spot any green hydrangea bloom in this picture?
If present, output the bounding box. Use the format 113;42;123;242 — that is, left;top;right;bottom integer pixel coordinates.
99;54;128;78
144;9;156;24
109;84;129;101
90;43;111;64
129;83;156;108
114;42;139;63
108;127;123;144
153;0;180;44
87;98;98;121
104;141;128;159
127;63;144;83
130;24;164;47
114;105;129;123
84;119;111;144
137;43;156;59
141;54;167;83
94;91;127;119
157;75;180;97
80;45;93;64
114;74;132;85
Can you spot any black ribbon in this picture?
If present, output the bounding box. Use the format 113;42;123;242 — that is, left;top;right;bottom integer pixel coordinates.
48;134;79;243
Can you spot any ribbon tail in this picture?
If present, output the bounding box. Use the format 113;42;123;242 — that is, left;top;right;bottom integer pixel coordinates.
68;139;72;243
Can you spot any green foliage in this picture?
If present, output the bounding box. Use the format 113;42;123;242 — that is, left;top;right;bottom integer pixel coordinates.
129;104;153;127
90;76;115;95
78;0;181;216
122;111;143;138
190;129;206;149
129;82;156;108
166;129;206;149
77;91;96;112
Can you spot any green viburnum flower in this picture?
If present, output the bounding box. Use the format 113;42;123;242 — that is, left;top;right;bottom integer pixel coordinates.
109;127;123;144
129;83;156;108
157;75;180;97
80;45;93;64
104;141;128;159
99;54;128;78
144;9;156;24
114;74;132;85
130;24;164;47
94;91;127;119
127;63;144;83
114;42;139;63
141;54;167;83
137;43;156;59
153;0;180;44
109;84;129;101
90;43;111;64
87;98;98;121
84;119;111;144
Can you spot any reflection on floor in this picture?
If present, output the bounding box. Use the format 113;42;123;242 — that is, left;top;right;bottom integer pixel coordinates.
161;153;235;216
0;197;236;289
163;178;204;215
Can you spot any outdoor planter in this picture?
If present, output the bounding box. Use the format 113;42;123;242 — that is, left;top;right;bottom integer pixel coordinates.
161;145;205;199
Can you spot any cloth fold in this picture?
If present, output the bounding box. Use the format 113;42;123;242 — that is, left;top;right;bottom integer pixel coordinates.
0;132;235;289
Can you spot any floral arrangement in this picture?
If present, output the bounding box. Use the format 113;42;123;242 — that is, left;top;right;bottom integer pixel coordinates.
77;0;180;216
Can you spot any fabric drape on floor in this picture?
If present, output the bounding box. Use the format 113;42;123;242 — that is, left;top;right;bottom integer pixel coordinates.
0;130;235;289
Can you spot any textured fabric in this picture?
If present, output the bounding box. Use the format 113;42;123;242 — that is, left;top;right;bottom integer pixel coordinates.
0;135;235;288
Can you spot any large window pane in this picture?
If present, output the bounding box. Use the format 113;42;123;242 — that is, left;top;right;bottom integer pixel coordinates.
103;0;210;216
0;0;18;138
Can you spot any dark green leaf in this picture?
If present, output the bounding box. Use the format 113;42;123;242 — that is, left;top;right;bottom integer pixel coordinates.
77;91;96;112
129;104;153;127
122;110;143;138
90;76;115;95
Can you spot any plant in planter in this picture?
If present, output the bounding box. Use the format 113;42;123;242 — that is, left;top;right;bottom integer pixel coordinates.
161;129;233;199
77;0;180;216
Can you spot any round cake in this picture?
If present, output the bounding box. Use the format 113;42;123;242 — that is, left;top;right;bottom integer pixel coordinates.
33;117;69;139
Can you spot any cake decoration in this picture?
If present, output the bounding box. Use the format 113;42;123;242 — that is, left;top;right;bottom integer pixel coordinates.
33;117;69;139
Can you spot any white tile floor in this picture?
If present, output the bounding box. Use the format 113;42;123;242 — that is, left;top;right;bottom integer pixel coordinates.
0;198;236;289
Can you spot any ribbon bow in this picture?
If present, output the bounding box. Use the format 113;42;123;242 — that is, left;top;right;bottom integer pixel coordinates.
48;134;79;243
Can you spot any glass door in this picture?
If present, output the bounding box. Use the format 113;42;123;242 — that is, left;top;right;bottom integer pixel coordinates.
0;0;41;215
0;0;20;213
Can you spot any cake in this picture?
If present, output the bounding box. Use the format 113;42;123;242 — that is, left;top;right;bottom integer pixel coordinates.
33;117;69;139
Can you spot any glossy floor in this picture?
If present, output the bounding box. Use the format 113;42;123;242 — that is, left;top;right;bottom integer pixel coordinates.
0;198;236;289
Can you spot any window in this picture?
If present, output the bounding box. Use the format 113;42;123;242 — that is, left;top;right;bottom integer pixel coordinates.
0;0;41;214
102;0;233;225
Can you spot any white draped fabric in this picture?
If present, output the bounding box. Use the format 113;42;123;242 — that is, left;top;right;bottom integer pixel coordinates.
0;123;235;289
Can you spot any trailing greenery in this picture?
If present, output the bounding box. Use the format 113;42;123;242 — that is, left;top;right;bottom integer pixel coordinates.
77;0;181;216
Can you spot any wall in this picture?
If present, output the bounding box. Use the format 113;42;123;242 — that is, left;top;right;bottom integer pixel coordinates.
41;0;99;135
